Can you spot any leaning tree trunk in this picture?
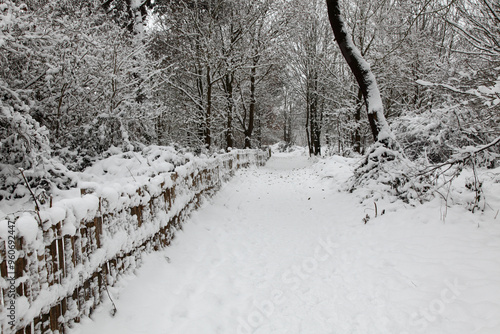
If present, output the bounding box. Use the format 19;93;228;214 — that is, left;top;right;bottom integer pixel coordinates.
325;0;394;146
353;88;363;153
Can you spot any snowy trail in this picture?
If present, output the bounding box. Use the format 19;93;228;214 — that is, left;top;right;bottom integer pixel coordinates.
71;154;500;334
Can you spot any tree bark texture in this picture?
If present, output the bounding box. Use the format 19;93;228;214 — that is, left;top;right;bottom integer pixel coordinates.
325;0;392;143
244;63;257;149
225;73;234;150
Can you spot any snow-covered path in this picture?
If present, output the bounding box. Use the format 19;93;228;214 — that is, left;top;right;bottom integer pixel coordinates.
71;154;500;334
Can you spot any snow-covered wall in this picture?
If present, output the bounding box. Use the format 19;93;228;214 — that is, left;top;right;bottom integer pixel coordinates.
0;149;269;333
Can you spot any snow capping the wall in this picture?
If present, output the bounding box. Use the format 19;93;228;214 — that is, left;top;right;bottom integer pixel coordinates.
0;148;268;333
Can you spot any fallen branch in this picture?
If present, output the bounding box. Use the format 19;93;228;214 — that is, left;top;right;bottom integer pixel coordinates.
416;136;500;176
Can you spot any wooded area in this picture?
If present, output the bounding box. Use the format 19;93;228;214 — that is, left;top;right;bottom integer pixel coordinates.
1;0;499;199
1;1;500;332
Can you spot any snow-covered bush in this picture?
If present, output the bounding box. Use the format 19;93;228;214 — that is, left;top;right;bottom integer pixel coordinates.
347;140;434;205
349;136;499;212
0;0;172;200
0;1;54;200
392;109;464;164
21;1;165;162
402;112;496;164
0;1;51;167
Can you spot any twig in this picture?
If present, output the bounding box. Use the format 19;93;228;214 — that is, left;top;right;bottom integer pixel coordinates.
18;168;44;228
126;167;137;182
23;71;47;89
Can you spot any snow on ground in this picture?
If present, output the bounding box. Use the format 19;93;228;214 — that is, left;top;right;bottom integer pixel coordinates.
70;152;500;334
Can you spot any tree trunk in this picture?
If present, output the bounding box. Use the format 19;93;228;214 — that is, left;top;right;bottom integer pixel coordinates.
205;65;212;148
244;63;256;149
283;92;289;143
256;115;262;148
284;108;288;143
195;63;205;145
310;71;321;155
305;84;312;156
325;0;393;145
309;92;319;155
353;88;362;153
225;73;234;150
